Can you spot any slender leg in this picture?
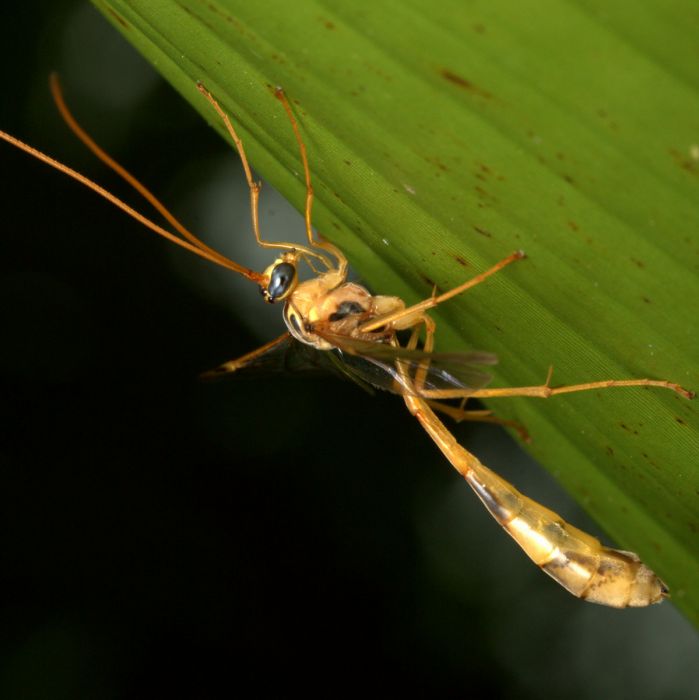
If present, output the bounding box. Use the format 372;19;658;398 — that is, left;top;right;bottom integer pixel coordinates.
200;332;290;379
386;323;424;394
405;316;531;440
274;88;348;275
419;366;694;401
360;250;524;333
196;84;265;247
403;315;436;390
196;83;332;269
428;401;531;442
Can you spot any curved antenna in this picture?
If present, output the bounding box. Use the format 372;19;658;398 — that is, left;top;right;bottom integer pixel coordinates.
45;73;263;283
195;82;335;271
0;126;265;280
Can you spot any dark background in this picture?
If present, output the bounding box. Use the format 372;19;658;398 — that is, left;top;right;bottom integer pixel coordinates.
1;2;697;698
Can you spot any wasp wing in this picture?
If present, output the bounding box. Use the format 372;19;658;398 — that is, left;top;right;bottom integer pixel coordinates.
202;329;496;398
314;329;497;395
201;332;378;395
201;333;329;379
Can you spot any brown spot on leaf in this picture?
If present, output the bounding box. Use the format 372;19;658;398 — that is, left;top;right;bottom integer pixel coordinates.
425;155;449;172
206;3;241;29
440;69;492;99
420;275;441;294
106;7;129;28
473;225;492;238
454;255;469;267
668;147;698;175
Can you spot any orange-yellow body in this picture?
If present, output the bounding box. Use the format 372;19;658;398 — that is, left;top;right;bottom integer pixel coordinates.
403;393;667;607
283;273;406;349
0;75;691;608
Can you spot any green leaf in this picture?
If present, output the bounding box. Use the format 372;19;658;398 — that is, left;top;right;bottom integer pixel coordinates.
92;0;699;620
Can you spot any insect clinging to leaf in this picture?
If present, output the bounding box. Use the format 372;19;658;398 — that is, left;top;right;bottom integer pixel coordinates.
0;74;693;608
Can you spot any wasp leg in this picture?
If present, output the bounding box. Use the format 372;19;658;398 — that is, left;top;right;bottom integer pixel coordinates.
196;84;268;250
274;87;347;275
418;365;694;401
200;332;290;379
360;250;524;333
427;401;531;442
196;83;332;270
405;316;531;441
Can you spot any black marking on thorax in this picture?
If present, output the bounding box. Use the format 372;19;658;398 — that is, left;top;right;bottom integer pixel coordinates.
329;301;366;322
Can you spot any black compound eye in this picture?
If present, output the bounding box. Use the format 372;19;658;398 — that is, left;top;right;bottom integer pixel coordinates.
266;262;296;302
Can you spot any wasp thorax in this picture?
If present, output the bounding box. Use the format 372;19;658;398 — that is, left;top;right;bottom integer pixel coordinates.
260;258;298;303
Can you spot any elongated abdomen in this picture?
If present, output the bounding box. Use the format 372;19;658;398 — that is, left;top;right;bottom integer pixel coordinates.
465;464;667;607
405;396;667;607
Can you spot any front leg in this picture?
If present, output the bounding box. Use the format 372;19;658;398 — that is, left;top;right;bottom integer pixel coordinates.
200;332;291;379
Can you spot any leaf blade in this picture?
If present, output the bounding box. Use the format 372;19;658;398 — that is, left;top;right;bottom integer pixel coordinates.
92;0;699;621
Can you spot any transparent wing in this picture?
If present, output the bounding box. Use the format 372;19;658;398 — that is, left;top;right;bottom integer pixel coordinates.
202;333;381;395
202;328;496;397
314;329;497;395
201;333;334;379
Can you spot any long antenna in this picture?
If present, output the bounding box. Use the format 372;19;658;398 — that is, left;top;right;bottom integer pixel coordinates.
0;75;264;283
